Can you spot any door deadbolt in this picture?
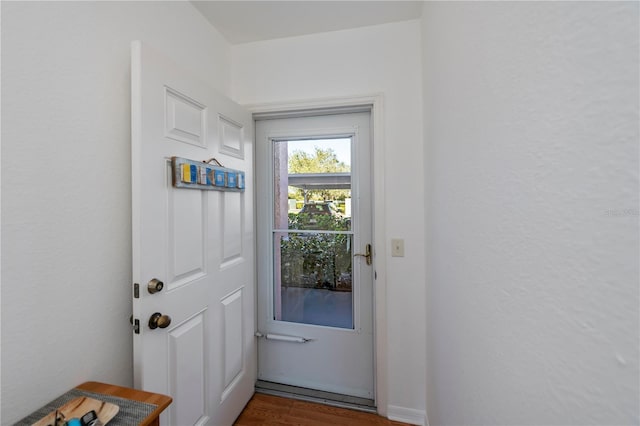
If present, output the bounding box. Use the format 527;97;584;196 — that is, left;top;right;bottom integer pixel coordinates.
147;278;164;294
148;312;172;329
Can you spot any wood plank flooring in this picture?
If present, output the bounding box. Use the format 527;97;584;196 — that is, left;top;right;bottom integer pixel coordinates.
234;393;411;426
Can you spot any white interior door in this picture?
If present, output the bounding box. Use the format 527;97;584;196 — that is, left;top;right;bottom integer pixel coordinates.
256;111;374;400
131;41;255;426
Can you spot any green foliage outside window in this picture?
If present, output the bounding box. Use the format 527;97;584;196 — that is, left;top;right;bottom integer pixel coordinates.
280;213;352;291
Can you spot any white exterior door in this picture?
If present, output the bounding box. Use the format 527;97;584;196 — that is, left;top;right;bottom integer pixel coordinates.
131;41;255;426
255;111;374;400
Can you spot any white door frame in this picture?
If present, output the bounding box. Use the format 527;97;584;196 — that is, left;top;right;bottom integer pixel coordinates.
247;94;388;415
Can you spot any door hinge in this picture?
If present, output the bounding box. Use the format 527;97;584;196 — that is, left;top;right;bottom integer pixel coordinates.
130;315;140;334
133;283;140;299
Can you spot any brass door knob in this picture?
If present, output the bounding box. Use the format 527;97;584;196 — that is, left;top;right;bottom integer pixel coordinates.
148;312;172;329
147;278;164;294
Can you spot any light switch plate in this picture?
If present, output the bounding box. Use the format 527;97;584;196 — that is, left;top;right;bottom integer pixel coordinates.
391;238;404;257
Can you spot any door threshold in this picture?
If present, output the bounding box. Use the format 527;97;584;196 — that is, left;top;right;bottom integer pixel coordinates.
255;380;376;413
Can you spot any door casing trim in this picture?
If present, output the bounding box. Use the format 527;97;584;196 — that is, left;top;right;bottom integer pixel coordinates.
247;94;388;416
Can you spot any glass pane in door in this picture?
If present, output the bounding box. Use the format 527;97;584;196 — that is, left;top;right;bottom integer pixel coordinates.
272;138;353;329
275;232;353;328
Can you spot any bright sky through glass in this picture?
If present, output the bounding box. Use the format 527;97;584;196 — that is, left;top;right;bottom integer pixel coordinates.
287;138;351;167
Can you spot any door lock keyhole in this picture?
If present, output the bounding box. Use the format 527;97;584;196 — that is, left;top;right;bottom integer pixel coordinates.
147;278;164;294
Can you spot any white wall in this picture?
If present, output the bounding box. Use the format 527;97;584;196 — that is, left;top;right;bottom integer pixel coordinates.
232;20;427;422
1;2;231;423
422;2;639;425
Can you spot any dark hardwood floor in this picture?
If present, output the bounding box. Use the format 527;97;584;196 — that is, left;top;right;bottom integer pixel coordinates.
234;393;411;426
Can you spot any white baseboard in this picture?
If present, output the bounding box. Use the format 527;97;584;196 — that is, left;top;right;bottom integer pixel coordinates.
387;405;428;426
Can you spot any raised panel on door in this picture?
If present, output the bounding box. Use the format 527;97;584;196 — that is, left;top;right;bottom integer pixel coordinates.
165;87;207;147
222;288;244;400
168;311;208;425
167;184;207;288
221;192;243;264
219;114;244;159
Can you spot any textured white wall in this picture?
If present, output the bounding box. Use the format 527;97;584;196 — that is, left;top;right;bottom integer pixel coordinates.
232;20;427;422
422;2;639;425
1;2;231;423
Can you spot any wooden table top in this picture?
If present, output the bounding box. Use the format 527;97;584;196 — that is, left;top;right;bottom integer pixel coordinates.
75;382;172;426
